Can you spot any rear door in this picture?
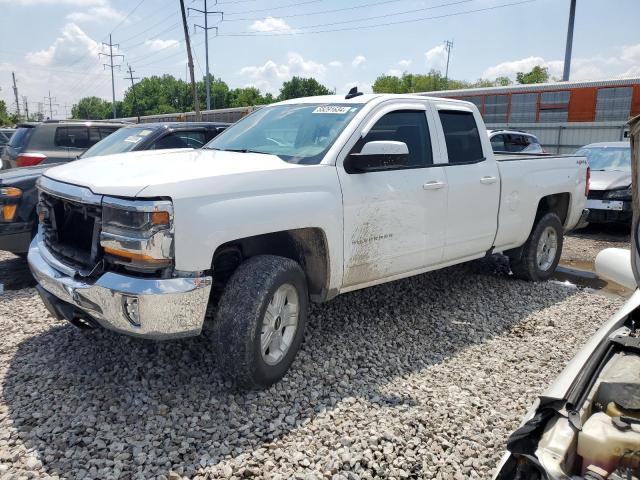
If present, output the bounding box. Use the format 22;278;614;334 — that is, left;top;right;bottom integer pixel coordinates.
434;107;500;261
337;103;447;288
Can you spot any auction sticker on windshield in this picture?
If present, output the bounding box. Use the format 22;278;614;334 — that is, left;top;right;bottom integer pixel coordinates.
313;106;351;114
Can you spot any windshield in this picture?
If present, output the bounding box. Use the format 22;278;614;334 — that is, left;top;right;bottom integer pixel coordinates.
575;145;631;172
81;126;152;158
7;127;33;148
205;103;362;164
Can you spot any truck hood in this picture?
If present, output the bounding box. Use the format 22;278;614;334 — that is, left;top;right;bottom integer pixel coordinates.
589;169;631;191
0;163;61;184
43;148;303;197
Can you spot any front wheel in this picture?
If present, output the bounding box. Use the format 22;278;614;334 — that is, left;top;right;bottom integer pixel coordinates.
509;212;564;281
214;255;308;389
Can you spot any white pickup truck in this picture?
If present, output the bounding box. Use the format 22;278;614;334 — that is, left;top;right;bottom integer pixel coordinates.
28;93;590;388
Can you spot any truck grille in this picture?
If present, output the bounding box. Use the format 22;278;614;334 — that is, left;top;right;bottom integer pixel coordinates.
587;190;605;200
40;190;103;273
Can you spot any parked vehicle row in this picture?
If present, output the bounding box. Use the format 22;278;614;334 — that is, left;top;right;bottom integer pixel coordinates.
26;93;589;388
0;121;229;255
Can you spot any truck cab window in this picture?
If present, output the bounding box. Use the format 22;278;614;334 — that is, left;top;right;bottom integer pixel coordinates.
438;110;484;164
359;110;432;167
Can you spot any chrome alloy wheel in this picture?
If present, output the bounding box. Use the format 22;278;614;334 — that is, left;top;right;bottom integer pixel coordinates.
260;283;299;366
536;226;558;271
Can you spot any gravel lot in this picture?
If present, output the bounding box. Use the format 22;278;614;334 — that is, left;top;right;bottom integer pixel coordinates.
0;232;629;479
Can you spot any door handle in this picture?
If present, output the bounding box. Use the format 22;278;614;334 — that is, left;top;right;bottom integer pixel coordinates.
480;176;498;185
423;181;446;190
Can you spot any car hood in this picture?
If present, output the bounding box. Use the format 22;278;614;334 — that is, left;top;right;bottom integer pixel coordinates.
43;148;308;198
0;163;61;184
589;169;631;191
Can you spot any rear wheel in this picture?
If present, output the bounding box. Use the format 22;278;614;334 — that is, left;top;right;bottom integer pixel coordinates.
214;255;308;389
509;212;563;281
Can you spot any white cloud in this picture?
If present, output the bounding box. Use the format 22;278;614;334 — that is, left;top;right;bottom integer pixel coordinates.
144;39;180;51
328;60;343;68
352;55;366;68
398;59;412;68
239;52;327;93
425;45;447;70
249;16;295;33
67;5;124;23
26;23;102;66
481;45;640;82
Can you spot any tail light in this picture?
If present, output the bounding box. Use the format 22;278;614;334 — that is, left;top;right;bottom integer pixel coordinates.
585;166;591;197
16;153;46;167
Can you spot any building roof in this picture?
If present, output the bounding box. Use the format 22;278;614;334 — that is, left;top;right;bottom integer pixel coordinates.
419;77;640;97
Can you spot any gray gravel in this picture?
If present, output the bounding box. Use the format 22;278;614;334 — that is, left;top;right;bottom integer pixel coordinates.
0;251;624;479
0;251;35;292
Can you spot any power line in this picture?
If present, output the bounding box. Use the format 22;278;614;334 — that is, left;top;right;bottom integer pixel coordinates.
224;0;322;15
444;40;453;87
44;91;59;119
230;0;477;34
124;64;141;122
109;0;146;35
12;72;20;119
222;0;449;22
218;0;536;36
99;34;125;118
190;1;223;110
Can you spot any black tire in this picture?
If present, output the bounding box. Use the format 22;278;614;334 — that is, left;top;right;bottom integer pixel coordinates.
214;255;308;389
509;212;563;281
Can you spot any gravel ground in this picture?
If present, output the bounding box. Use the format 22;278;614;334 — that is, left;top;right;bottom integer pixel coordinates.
0;252;624;479
0;251;35;292
563;224;631;270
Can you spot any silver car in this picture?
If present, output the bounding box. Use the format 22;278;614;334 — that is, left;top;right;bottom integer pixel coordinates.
578;141;632;224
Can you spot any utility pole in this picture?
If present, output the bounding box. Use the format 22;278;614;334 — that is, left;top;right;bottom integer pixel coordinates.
180;0;201;121
124;64;141;123
11;72;20;119
562;0;576;81
443;40;454;89
99;34;124;118
44;91;58;119
61;104;71;119
22;96;29;121
189;1;223;111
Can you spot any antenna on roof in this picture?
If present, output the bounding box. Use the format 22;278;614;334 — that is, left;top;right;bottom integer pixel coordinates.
345;86;363;100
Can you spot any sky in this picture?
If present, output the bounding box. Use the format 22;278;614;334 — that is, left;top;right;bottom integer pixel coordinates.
1;0;639;119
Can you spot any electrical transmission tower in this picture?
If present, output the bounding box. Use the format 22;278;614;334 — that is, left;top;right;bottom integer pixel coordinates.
22;96;29;121
44;91;59;119
12;72;20;119
124;64;141;122
189;1;223;111
443;40;453;89
99;34;124;119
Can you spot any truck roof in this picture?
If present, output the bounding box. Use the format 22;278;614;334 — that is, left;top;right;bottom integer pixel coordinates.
276;93;470;106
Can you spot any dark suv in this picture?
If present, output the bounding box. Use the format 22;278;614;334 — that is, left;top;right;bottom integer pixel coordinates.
1;120;126;170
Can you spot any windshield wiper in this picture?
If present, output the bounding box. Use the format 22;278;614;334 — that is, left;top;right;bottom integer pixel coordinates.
209;147;270;155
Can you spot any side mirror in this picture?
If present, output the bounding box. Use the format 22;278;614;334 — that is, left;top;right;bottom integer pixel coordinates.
344;140;409;174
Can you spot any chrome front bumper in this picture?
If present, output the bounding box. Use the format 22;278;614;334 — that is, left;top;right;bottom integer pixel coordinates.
28;238;212;339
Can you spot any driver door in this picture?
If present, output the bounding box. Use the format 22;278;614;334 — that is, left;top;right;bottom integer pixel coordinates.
337;105;447;288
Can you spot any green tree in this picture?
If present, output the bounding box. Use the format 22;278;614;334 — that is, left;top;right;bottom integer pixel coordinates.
494;76;512;86
0;100;11;126
228;87;274;107
71;96;113;119
278;76;330;100
516;66;549;84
